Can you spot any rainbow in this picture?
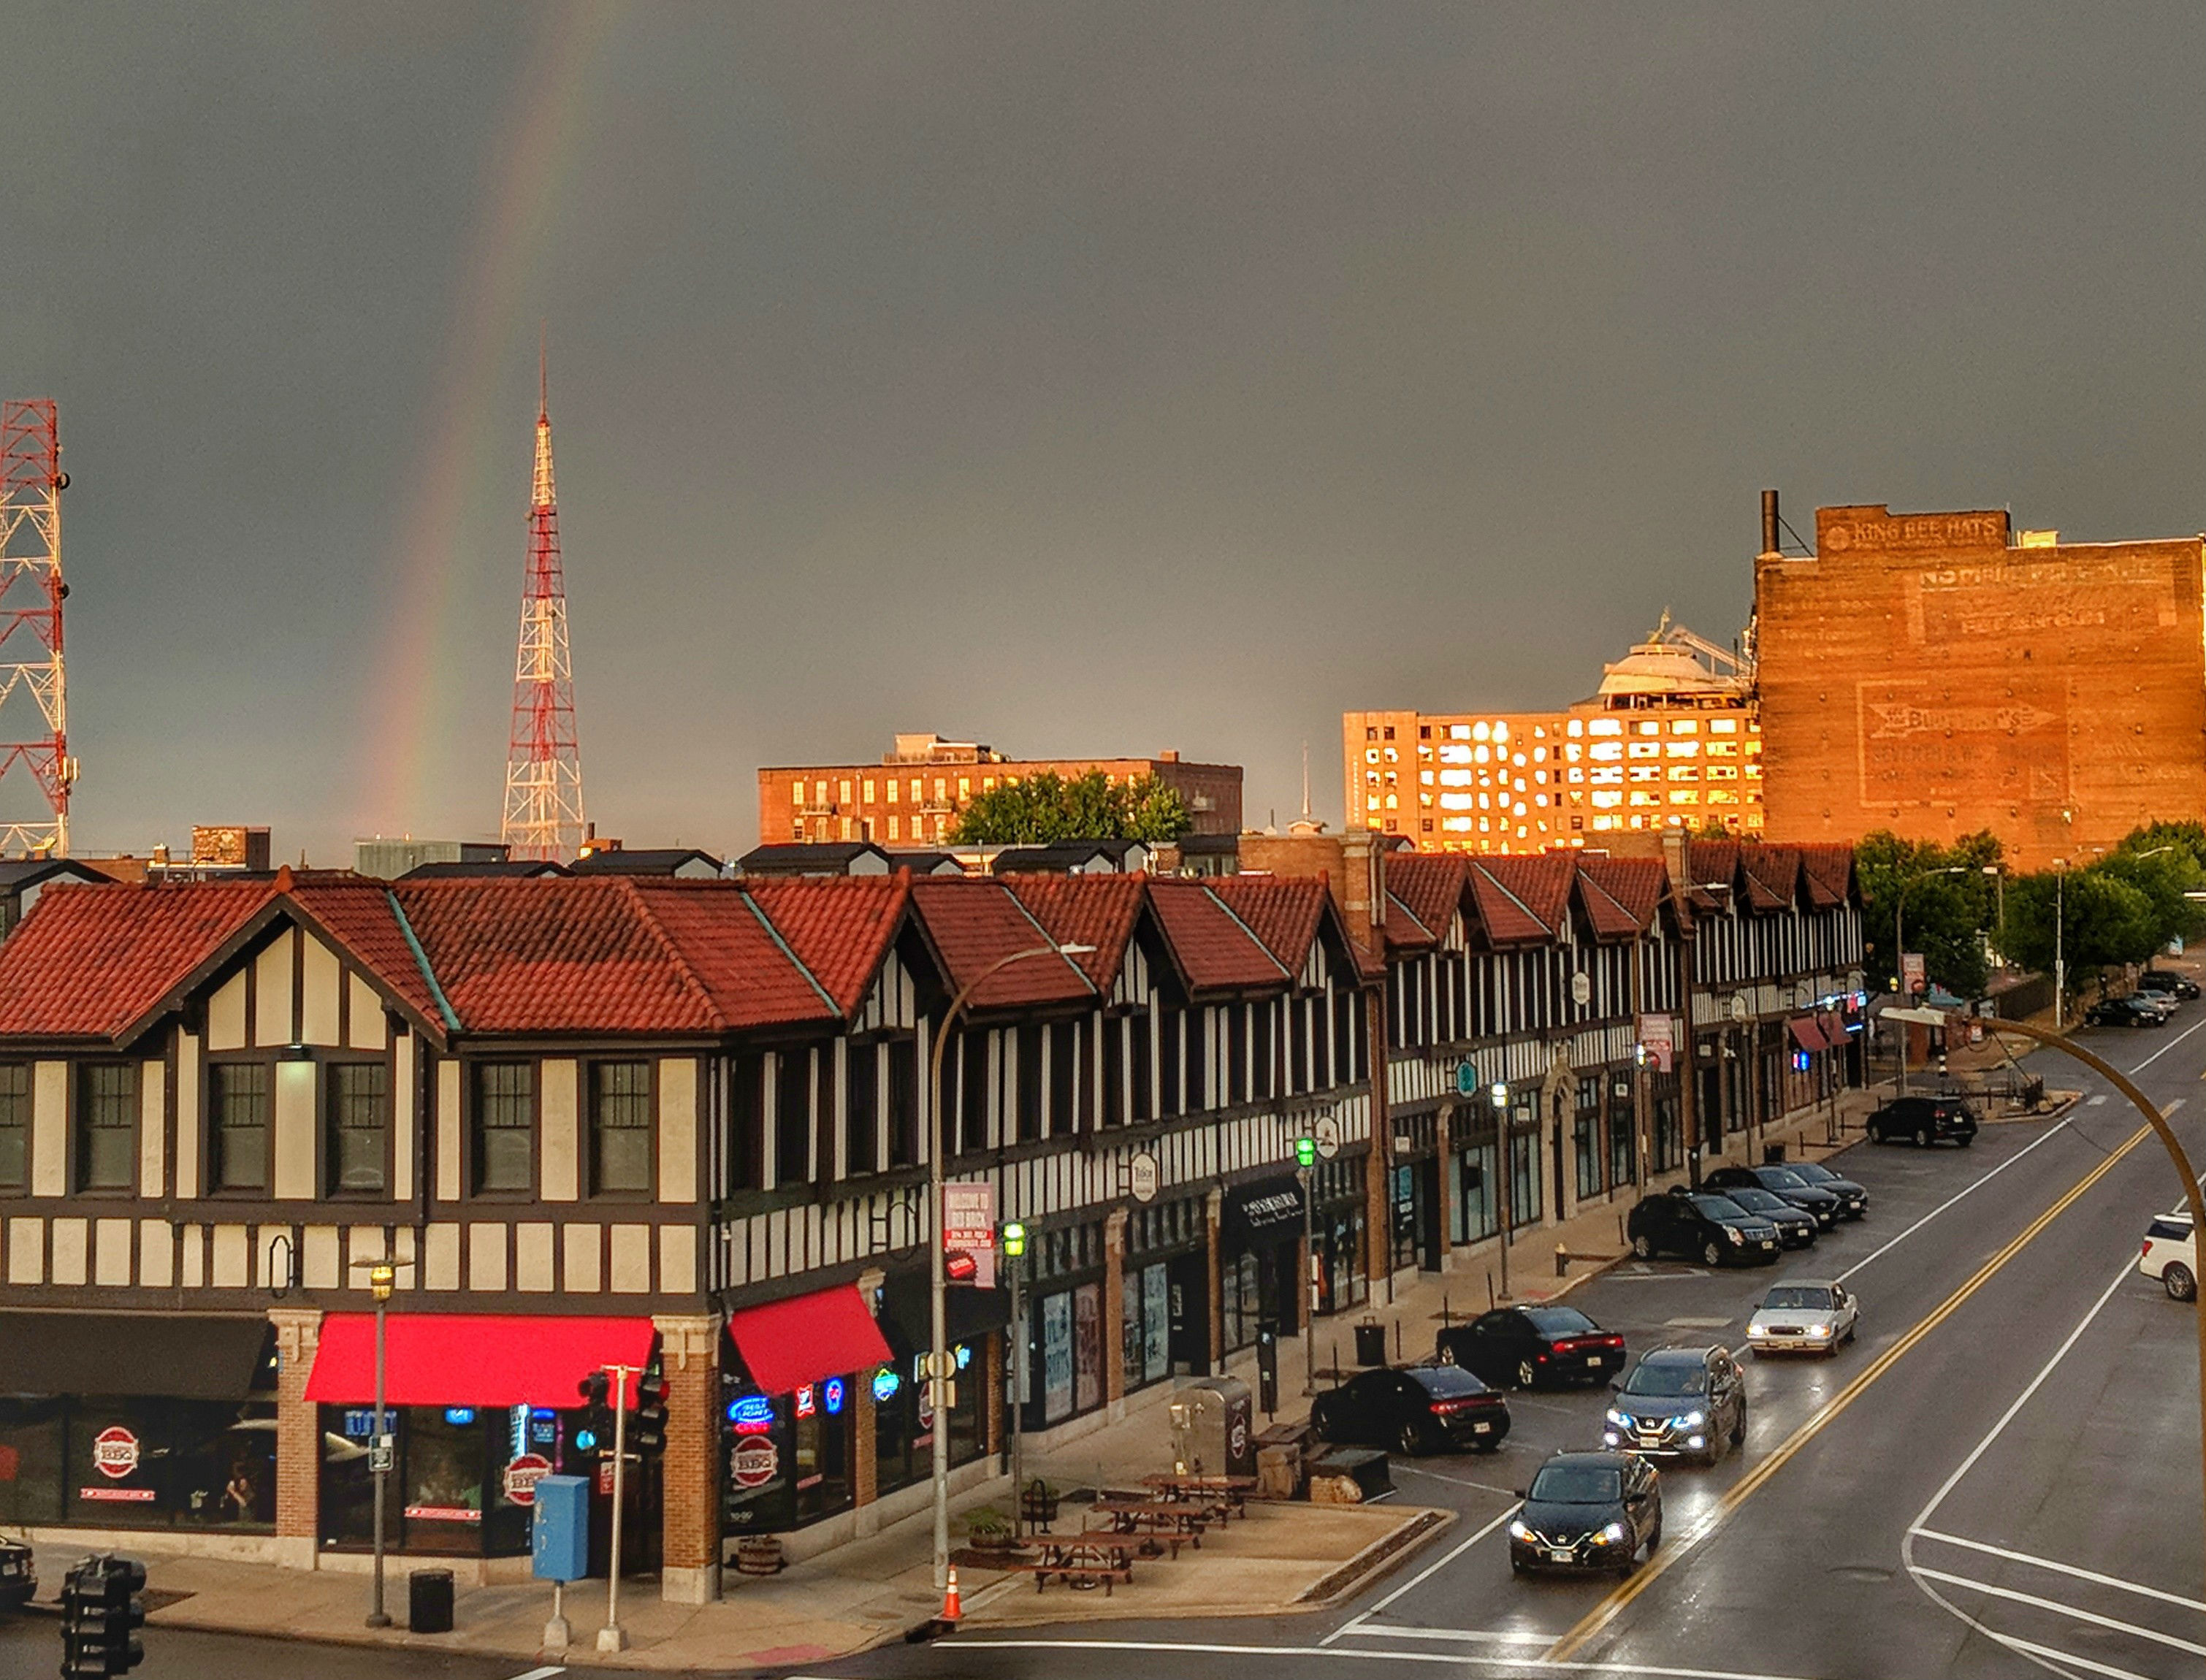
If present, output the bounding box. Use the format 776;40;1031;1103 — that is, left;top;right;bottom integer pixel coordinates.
359;4;615;835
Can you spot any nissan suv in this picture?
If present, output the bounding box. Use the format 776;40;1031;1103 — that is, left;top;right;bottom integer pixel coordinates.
1866;1094;1979;1148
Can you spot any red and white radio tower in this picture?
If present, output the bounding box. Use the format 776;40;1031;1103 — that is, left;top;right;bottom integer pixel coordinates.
499;346;587;861
0;400;75;857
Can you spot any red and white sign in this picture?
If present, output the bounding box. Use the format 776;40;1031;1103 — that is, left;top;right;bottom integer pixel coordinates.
91;1426;139;1481
1901;952;1926;996
502;1452;553;1506
596;1459;615;1495
942;1181;998;1290
403;1505;482;1523
731;1437;779;1490
78;1487;155;1503
1637;1014;1676;1074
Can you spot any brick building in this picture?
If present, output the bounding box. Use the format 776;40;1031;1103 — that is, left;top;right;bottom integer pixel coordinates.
1344;619;1761;854
1756;503;2206;871
0;844;1858;1594
759;733;1242;847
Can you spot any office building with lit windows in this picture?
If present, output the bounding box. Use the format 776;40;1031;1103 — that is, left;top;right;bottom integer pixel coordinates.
1343;619;1761;854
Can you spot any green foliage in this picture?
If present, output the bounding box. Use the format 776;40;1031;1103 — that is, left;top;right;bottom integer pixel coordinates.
1995;825;2206;993
1855;831;2002;999
947;770;1194;845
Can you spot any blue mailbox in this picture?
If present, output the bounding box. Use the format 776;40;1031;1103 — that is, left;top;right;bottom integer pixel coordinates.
531;1474;590;1582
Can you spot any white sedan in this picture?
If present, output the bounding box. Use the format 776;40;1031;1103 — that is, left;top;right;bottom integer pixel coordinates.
1746;1280;1859;1357
2139;1210;2196;1300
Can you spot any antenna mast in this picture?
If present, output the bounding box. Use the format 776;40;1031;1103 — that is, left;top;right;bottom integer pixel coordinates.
0;400;74;855
499;343;587;860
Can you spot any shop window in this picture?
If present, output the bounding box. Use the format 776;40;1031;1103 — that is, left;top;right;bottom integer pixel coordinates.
76;1063;136;1193
328;1062;389;1196
1453;1142;1497;1245
7;1397;279;1532
1609;1086;1637;1188
1574;1083;1602;1201
774;1048;813;1185
843;1045;878;1177
470;1062;535;1194
0;1061;24;1191
1121;1261;1172;1391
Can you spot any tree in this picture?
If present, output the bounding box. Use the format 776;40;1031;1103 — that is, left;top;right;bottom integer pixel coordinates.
947;770;1194;845
1997;867;2161;996
1855;831;2001;999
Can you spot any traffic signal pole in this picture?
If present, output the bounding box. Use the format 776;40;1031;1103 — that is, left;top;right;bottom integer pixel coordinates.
598;1364;636;1654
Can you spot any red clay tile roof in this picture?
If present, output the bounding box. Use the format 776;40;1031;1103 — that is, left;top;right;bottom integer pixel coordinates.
908;879;1097;1009
737;875;909;1015
1146;880;1291;991
0;879;273;1041
1572;867;1646;941
1576;856;1668;928
1208;877;1327;974
1383;855;1468;950
1736;845;1801;912
1794;844;1855;909
1681;839;1741;912
1463;860;1557;945
1480;855;1576;932
287;877;448;1028
1004;874;1147;990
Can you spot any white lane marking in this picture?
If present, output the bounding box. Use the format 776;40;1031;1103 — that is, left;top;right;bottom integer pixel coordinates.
1664;1317;1733;1329
1389;1462;1519;1497
1318;1502;1521;1645
2085;1094;2108;1106
1834;1118;2075;1285
2162;1096;2186;1115
1900;1259;2136;1680
1911;1527;2206;1615
1913;1568;2206;1659
953;1636;1836;1679
2122;1011;2206;1072
1335;1625;1549;1645
1991;1634;2152;1680
507;1670;568;1680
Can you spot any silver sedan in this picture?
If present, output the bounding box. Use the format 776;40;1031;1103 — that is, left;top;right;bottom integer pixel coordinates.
1746;1280;1859;1358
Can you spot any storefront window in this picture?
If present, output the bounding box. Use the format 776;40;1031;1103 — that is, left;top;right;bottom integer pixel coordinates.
1508;1129;1541;1229
1608;1085;1637;1188
722;1379;855;1535
0;1398;279;1531
1652;1077;1682;1173
1453;1142;1497;1245
1221;1251;1262;1353
1318;1208;1367;1316
1574;1080;1602;1201
1389;1164;1419;1271
319;1402;558;1557
874;1345;986;1498
1121;1264;1172;1394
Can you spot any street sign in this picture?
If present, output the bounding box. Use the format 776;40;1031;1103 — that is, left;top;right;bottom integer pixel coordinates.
368;1436;394;1475
1454;1058;1479;1096
1570;972;1592;1008
1314;1114;1342;1159
942;1181;997;1290
1126;1151;1161;1204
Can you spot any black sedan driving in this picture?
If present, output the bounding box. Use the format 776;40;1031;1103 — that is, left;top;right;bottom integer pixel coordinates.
1508;1451;1662;1576
1311;1362;1511;1456
1436;1305;1627;1390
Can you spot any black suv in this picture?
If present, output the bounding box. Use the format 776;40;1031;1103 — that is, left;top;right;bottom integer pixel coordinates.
2137;969;2201;1001
1603;1345;1749;1465
1866;1094;1980;1148
1627;1188;1781;1267
1704;1164;1844;1229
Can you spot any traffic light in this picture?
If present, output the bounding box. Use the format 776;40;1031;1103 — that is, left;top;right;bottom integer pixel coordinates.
60;1555;145;1678
1001;1221;1026;1259
631;1371;668;1455
1294;1135;1316;1169
575;1369;613;1457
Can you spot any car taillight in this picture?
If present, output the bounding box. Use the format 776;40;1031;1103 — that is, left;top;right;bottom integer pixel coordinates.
2143;1240;2154;1258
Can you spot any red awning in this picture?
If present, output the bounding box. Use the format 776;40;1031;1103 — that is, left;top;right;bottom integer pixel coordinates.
303;1313;657;1408
1818;1010;1850;1050
1787;1017;1824;1053
726;1285;891;1397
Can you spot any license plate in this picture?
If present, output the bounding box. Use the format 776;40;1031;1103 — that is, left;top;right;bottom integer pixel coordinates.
1759;1241;1776;1250
1548;1549;1573;1564
1587;1354;1603;1364
1472;1421;1491;1434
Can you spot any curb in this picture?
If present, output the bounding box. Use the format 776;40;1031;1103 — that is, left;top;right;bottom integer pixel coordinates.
1296;1505;1453;1605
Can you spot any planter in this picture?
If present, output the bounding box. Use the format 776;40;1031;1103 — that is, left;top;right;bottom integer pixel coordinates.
1018;1479;1060;1531
733;1535;785;1576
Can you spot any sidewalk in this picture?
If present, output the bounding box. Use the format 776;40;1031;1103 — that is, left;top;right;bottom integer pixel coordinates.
14;1094;1896;1671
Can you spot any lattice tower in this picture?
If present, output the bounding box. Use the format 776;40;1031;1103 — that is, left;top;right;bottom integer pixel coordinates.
0;400;75;855
498;352;586;860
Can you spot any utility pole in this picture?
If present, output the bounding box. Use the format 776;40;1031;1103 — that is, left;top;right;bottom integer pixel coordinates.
1492;1081;1512;1300
1002;1221;1028;1534
598;1363;636;1653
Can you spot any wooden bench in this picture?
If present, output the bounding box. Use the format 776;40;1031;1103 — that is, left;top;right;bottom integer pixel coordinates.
1004;1540;1137;1594
1142;1474;1254;1521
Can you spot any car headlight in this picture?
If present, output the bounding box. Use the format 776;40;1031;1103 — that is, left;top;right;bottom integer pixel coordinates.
1508;1519;1530;1540
1606;1408;1626;1426
1682;1409;1705;1428
1806;1324;1831;1338
1747;1324;1767;1337
1726;1226;1744;1245
1600;1521;1628;1543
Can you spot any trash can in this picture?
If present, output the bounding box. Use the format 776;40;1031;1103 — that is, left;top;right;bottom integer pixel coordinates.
1763;1142;1788;1166
1354;1319;1388;1367
1168;1375;1256;1478
408;1568;454;1634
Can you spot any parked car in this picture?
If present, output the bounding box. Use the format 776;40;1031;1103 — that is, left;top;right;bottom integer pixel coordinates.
1603;1345;1748;1466
1437;1305;1627;1391
1627;1189;1782;1267
1747;1280;1860;1356
2131;988;2180;1017
2139;1210;2197;1301
1508;1451;1662;1576
2137;969;2202;1001
1310;1362;1512;1456
0;1538;32;1614
1711;1184;1818;1249
1786;1159;1870;1219
1703;1164;1844;1229
2085;994;2170;1029
1865;1094;1980;1147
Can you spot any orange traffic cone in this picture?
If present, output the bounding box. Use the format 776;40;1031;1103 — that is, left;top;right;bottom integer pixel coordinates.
942;1565;963;1623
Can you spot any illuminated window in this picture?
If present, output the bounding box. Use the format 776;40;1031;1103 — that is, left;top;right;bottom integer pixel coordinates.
885;779;898;805
1419;770;1435;784
1479;817;1492;832
1534;794;1548;807
1589;719;1622;736
1534;771;1549;784
1440;793;1473;811
1473;722;1491;742
1591;767;1622;784
1638;721;1660;736
1744;763;1762;779
1365;748;1379;764
1567;768;1585;784
1592;814;1619;829
1513;777;1526;793
1439;768;1471;787
1706;789;1738;805
1385;771;1397;784
888;814;901;839
863;779;876;803
1366;769;1380;783
1668;766;1698;782
1494;722;1511;742
1384;794;1398;809
1671;719;1699;735
1450;724;1471;740
1567;719;1585;737
1419;792;1432;806
1744;738;1763;755
1418;744;1432;758
1512;801;1527;817
1533;747;1548;763
1442;816;1473;832
1629;791;1659;807
1384;747;1399;763
1627;741;1658;760
982;777;996;793
1711;717;1739;734
1591;791;1623;809
1511;752;1526;768
1478;793;1491;810
1665;741;1698;758
1706;741;1737;757
958;777;972;798
840;779;853;803
1669;790;1699;804
1440;744;1470;764
1474;745;1490;764
1589;741;1622;763
1706;765;1738;781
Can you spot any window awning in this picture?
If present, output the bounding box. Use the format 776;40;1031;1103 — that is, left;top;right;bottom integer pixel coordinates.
1818;1010;1851;1048
1787;1017;1825;1053
303;1313;657;1408
0;1313;273;1400
725;1285;891;1397
879;1268;1012;1351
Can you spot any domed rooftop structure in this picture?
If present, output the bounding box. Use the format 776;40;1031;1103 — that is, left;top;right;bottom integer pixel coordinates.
1592;611;1752;703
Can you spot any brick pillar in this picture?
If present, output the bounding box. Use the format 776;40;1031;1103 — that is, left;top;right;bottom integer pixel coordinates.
1205;1187;1224;1373
1102;1209;1129;1408
1435;1101;1455;1262
1365;992;1391;1285
652;1314;722;1605
984;1331;1005;1457
268;1307;322;1570
853;1382;879;1508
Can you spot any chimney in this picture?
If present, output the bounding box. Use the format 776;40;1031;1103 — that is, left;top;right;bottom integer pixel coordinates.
1760;489;1781;557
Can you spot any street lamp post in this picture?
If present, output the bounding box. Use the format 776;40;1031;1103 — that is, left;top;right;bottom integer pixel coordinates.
1892;866;1967;1093
925;940;1093;1594
345;1250;413;1631
2053;859;2068;1033
1491;1082;1511;1301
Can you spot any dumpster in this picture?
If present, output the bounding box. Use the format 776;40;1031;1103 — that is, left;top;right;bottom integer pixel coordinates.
1168;1375;1255;1479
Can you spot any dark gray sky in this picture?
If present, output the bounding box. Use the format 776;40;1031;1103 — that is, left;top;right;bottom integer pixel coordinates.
9;1;2206;860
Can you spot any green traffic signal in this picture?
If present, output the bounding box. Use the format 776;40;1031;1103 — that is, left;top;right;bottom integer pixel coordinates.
1002;1220;1026;1258
1294;1136;1316;1168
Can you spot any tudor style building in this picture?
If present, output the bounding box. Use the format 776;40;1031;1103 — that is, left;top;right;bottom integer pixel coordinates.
0;839;1860;1597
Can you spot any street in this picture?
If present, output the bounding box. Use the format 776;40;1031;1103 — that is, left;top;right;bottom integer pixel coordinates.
5;1029;2200;1680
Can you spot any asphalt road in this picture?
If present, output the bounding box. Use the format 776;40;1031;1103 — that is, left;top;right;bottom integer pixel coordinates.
5;1020;2200;1680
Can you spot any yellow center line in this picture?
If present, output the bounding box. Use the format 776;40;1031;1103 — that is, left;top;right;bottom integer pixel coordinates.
1545;1122;2151;1665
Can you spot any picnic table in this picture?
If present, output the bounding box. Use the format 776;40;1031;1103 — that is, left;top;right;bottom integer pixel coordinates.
1004;1537;1137;1594
1140;1473;1254;1521
1089;1499;1207;1554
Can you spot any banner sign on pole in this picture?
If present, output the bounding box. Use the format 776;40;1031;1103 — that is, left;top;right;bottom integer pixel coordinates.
943;1181;997;1290
1637;1013;1676;1074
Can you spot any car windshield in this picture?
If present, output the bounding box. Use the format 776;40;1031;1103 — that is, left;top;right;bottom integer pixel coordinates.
1790;1164;1839;1185
1757;1167;1809;1189
1690;1195;1749;1220
1524;1307;1596;1335
1529;1462;1622;1503
1763;1286;1833;1310
1411;1365;1489;1398
1622;1360;1706;1397
1726;1187;1785;1212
